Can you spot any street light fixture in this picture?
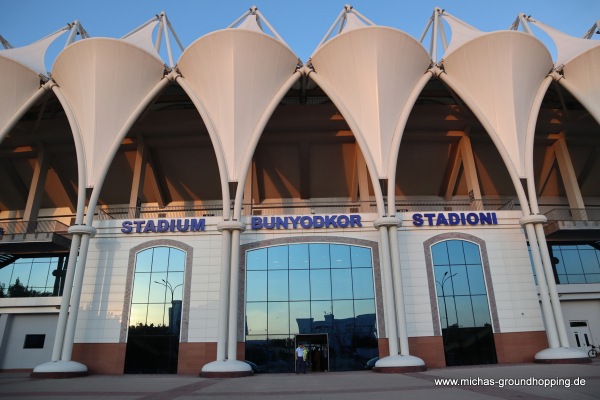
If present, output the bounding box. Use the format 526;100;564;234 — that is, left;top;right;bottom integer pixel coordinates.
436;271;457;329
154;278;183;302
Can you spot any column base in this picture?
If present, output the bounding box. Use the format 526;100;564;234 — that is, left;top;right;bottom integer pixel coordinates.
31;360;89;379
534;347;591;364
373;354;427;373
200;360;253;378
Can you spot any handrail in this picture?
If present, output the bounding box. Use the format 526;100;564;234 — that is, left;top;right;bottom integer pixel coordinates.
0;220;70;236
544;208;600;222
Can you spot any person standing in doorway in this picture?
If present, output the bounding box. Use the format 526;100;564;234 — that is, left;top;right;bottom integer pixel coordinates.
295;344;306;374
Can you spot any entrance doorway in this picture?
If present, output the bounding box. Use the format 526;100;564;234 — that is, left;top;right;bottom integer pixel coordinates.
295;334;329;372
570;321;593;348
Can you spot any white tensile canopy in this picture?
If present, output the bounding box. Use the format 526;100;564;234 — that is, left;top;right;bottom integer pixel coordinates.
0;28;69;143
51;28;166;188
176;14;299;183
527;18;600;125
440;12;553;178
310;18;431;179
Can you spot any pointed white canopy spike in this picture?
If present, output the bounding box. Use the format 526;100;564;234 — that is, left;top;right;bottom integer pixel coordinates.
0;28;68;75
52;37;166;188
236;14;263;33
310;26;431;178
439;11;484;59
177;24;299;183
122;19;163;63
527;18;599;67
341;13;368;33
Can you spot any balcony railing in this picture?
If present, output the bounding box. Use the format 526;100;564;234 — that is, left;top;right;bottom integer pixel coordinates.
0;220;70;237
96;199;514;220
544;208;600;222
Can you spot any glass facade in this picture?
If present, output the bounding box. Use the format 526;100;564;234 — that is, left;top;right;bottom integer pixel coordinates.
0;255;68;297
245;243;378;373
124;246;186;374
432;239;497;366
550;244;600;284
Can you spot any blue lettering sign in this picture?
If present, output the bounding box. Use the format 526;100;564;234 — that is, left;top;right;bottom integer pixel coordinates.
121;218;206;234
412;212;498;227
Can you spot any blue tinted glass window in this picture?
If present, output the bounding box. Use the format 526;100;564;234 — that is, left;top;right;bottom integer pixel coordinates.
268;246;288;270
246;302;268;338
247;248;267;271
310;269;332;300
351;246;372;268
289;270;309;301
289;244;309;269
432;240;492;330
352;268;374;299
268;270;289;301
129;247;186;331
331;269;353;299
330;245;351;268
309;244;330;269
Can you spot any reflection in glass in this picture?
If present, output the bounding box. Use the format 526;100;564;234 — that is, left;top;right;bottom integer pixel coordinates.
268;246;288;270
330;245;350;268
289;270;309;301
152;247;170;272
351;246;372;268
245;243;377;373
547;243;600;284
331;269;353;299
309;244;330;269
247;271;268;301
289;302;310;334
0;255;68;297
268;270;289;301
332;300;354;320
247;248;267;270
246;302;268;338
310;269;331;300
268;302;289;334
352;269;374;299
289;244;309;269
125;246;187;374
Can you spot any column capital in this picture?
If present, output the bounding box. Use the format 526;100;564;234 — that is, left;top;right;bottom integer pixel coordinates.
67;225;97;237
373;216;402;229
217;220;246;232
519;214;548;226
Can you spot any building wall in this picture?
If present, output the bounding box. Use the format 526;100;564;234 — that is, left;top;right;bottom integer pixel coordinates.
67;209;549;371
0;313;58;370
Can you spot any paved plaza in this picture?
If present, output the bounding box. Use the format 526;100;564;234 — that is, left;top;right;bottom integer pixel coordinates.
0;359;599;400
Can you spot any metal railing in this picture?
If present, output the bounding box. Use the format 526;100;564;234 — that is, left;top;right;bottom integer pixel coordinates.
96;198;514;220
0;220;70;236
544;208;600;222
96;205;223;220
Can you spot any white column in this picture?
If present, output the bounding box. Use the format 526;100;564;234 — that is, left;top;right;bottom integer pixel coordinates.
224;221;246;361
373;220;399;356
60;225;97;360
520;216;560;349
215;226;232;361
387;221;410;355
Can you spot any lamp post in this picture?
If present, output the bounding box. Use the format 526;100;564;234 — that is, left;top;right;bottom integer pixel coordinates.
436;271;457;329
154;278;182;302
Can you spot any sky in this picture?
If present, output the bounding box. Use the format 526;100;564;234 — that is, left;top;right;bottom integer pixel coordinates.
1;0;599;69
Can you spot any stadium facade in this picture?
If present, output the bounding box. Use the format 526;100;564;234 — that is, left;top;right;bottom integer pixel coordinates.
0;6;599;376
